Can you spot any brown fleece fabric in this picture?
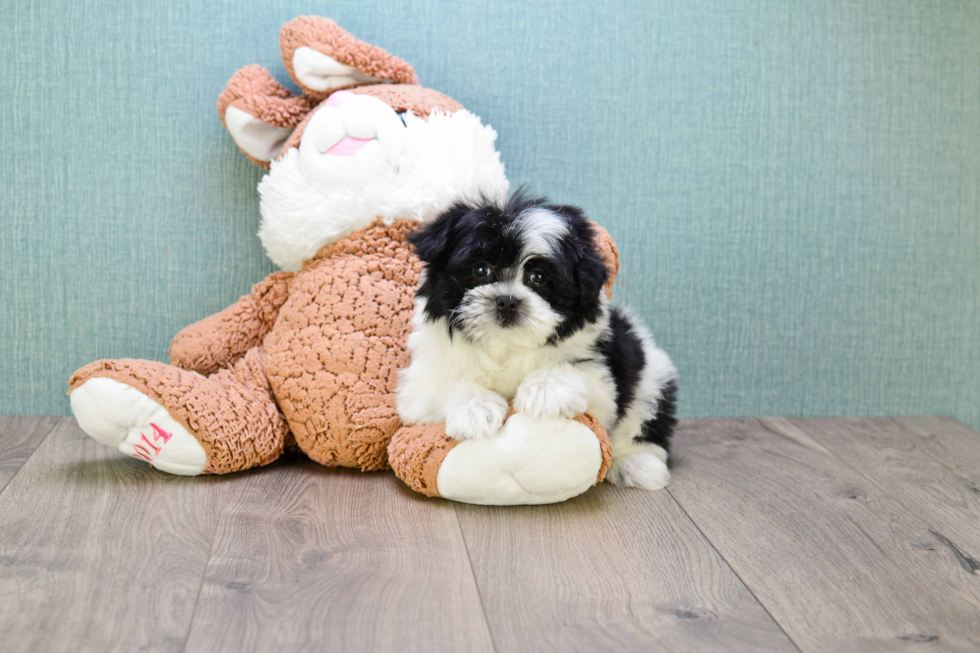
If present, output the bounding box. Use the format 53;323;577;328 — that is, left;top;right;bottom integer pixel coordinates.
351;85;463;117
219;19;460;169
68;348;290;474
276;85;462;161
388;423;458;497
75;14;625;496
70;220;620;484
216;65;317;168
262;221;421;472
280;16;418;99
388;411;613;498
390;403;521;496
169;271;293;376
274;108;317;165
591;225;620;297
573;412;613;484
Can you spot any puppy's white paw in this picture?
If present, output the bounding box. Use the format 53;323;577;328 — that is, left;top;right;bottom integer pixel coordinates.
446;393;509;440
514;368;588;419
606;452;671;490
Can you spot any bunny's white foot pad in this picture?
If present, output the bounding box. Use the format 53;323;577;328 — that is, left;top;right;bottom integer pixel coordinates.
436;412;603;505
70;378;207;476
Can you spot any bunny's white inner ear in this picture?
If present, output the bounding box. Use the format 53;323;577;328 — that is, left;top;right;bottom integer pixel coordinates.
292;46;383;91
224;106;293;162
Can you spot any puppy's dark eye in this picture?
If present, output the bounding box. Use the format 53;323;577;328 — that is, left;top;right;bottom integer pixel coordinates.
473;265;492;279
528;269;546;286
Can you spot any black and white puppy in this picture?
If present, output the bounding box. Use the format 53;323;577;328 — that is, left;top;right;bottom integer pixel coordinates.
397;192;678;490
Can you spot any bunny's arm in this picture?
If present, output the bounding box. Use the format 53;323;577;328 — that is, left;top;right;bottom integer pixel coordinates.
168;271;293;376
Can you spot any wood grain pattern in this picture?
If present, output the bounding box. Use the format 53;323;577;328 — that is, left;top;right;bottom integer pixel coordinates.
782;417;980;578
182;459;494;653
454;483;798;653
668;418;980;653
0;415;60;493
0;418;223;653
4;416;980;652
894;417;980;485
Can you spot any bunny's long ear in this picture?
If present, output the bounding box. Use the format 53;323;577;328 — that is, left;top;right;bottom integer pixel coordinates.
279;16;418;98
217;65;315;168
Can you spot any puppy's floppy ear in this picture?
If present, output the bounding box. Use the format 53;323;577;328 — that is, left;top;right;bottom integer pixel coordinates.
574;232;610;307
552;205;609;317
409;203;467;264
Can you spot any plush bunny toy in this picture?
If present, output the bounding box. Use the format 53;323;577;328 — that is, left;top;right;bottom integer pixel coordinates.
68;16;618;505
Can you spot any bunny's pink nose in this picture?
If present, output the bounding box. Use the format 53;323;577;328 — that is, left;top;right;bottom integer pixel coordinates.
325;90;356;108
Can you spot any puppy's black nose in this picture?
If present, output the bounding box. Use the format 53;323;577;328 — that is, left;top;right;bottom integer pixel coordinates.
495;295;521;324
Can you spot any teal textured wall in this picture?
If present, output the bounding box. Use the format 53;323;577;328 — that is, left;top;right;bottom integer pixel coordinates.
2;0;978;426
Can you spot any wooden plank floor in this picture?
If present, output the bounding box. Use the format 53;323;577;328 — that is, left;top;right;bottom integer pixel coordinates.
1;417;978;652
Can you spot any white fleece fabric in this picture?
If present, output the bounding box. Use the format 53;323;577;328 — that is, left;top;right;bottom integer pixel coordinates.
70;378;207;476
292;46;383;91
436;412;603;505
257;97;509;271
224;106;293;162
